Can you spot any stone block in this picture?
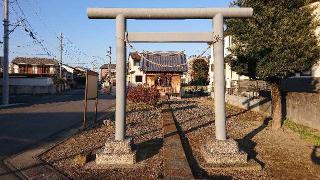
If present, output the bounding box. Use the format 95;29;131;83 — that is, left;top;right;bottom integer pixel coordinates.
96;138;136;165
201;138;248;165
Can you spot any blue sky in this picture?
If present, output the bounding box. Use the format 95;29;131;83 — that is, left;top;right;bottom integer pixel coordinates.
0;0;233;69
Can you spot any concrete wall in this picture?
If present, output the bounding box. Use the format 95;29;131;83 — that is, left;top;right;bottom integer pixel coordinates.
223;92;320;131
1;77;54;86
286;92;320;131
0;77;57;95
281;77;320;93
224;94;271;116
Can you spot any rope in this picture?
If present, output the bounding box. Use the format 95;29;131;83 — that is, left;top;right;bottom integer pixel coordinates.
115;33;223;68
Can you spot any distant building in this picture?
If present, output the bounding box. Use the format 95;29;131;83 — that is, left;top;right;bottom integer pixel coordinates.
10;57;59;77
100;64;116;85
128;51;187;96
127;53;145;85
61;64;75;81
208;35;249;92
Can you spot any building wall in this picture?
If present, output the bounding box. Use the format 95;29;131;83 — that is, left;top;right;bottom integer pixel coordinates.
146;75;156;87
312;61;320;77
100;68;116;79
171;75;181;93
127;56;146;85
208;35;249;92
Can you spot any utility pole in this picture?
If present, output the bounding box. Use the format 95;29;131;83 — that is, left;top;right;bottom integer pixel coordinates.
59;33;63;78
107;46;112;94
107;46;112;79
2;0;9;105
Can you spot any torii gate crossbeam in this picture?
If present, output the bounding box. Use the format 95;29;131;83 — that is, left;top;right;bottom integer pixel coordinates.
88;8;253;165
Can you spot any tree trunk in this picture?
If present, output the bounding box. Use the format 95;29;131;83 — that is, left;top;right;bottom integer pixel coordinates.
271;83;282;129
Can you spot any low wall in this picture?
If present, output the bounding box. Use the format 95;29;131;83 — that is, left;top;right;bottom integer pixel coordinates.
224;94;271;115
11;85;56;94
286;92;320;130
281;77;320;92
0;77;54;86
0;77;57;95
223;93;320;131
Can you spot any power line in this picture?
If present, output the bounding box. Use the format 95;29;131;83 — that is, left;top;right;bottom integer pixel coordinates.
9;0;55;57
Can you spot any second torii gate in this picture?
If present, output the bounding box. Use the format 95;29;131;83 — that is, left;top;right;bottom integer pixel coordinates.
87;8;253;165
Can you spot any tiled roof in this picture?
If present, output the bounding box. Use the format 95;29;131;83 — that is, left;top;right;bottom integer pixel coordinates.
130;51;187;73
100;64;116;69
12;57;59;65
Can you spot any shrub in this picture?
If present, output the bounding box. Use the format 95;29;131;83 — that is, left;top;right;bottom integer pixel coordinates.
127;85;160;105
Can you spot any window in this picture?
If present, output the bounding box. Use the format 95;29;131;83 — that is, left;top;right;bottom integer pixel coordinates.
42;65;50;74
133;60;140;66
19;65;27;73
135;75;143;83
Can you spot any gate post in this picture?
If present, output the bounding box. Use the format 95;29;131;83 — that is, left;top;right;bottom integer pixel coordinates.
96;14;136;165
213;13;227;141
200;14;248;165
115;14;127;141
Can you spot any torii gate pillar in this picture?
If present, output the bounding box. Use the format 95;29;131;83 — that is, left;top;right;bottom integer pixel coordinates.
213;13;227;141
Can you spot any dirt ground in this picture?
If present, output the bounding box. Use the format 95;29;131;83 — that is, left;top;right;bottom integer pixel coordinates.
171;97;320;179
40;103;163;179
41;98;320;179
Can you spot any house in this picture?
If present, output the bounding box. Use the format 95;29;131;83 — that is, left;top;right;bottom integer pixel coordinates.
100;63;116;86
127;53;145;85
208;35;249;92
10;57;59;77
128;51;188;96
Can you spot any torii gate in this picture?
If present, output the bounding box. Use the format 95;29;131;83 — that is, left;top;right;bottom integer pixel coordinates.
87;8;253;165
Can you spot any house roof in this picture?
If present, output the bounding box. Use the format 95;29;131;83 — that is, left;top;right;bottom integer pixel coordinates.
130;51;188;73
100;64;116;69
12;57;59;65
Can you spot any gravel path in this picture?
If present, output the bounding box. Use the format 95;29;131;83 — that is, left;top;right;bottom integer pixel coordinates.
40;103;163;179
41;97;320;179
171;97;320;179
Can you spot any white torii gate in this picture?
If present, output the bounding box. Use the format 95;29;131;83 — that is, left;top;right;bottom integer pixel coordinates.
87;8;253;165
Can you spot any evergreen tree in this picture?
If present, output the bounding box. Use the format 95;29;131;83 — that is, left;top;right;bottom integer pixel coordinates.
226;0;320;129
191;58;209;86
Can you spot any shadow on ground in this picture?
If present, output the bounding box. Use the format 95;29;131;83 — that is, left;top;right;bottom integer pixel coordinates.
237;117;271;169
311;146;320;165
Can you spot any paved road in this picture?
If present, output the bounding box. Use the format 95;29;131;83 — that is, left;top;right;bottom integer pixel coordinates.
0;89;116;179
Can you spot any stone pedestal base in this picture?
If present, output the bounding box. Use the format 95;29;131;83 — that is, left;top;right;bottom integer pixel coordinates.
201;139;247;165
96;138;136;165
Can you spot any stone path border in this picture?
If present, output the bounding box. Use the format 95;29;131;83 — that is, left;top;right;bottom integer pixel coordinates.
161;102;194;179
